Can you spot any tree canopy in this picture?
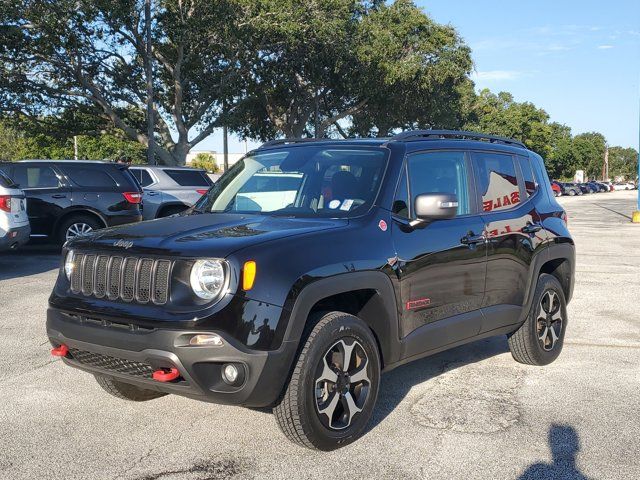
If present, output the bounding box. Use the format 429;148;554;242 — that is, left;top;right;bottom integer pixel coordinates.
0;0;636;179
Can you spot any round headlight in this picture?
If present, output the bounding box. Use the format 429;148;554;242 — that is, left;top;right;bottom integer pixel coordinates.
190;259;226;300
64;251;75;279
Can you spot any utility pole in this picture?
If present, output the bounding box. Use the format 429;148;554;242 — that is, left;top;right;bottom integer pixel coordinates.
603;146;609;181
223;124;229;173
634;85;640;223
73;135;78;160
145;0;155;165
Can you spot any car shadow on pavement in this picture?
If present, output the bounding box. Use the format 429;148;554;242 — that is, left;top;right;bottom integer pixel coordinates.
0;245;61;281
518;424;588;480
368;335;510;432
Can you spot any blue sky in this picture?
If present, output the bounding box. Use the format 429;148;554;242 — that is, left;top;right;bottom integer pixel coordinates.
199;0;640;153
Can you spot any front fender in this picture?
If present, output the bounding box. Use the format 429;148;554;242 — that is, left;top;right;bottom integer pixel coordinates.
276;271;401;368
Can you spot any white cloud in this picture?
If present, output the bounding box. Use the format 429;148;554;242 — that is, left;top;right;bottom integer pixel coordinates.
597;45;614;49
471;70;523;81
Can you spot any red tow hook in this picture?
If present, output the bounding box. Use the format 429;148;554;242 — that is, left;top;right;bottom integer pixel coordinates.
51;344;69;357
152;367;180;382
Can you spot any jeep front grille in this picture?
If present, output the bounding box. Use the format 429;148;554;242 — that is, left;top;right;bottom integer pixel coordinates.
70;253;171;304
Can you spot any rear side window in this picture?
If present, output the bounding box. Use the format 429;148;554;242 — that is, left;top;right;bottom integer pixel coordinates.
516;156;538;197
164;169;211;186
11;165;60;188
60;166;117;188
407;151;470;216
472;152;520;213
131;169;155;187
0;169;16;188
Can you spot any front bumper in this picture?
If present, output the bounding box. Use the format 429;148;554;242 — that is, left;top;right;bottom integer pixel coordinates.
0;223;30;250
46;307;297;407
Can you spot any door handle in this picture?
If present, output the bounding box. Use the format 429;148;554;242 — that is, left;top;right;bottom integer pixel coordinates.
51;194;66;199
461;232;486;245
522;223;543;234
146;191;159;196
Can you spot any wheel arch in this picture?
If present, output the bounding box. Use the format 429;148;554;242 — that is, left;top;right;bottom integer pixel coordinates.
282;271;401;369
520;243;575;323
54;207;107;235
156;202;190;218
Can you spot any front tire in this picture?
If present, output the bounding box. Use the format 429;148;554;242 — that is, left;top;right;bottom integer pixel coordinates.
508;274;567;366
274;311;380;450
95;375;167;401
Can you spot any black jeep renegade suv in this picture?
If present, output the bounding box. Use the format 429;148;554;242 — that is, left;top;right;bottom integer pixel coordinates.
47;130;574;450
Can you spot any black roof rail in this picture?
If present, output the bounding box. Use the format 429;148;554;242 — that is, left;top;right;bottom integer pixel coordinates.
391;129;527;149
258;138;327;149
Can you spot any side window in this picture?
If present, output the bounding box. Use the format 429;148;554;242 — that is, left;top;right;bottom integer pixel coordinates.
0;168;16;188
472;152;520;213
407;151;470;216
516;156;538;198
392;164;409;218
131;169;142;183
60;166;116;188
132;169;154;187
12;166;60;188
164;169;210;186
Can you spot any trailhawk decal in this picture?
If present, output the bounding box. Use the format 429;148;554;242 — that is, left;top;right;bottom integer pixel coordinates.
406;298;431;310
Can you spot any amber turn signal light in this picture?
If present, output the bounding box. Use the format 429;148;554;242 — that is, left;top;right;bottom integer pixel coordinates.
243;261;256;290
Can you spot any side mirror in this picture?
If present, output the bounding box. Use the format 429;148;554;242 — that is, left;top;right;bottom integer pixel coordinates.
414;193;458;221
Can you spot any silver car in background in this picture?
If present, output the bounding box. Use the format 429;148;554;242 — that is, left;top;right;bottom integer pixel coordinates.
129;165;214;220
0;168;30;251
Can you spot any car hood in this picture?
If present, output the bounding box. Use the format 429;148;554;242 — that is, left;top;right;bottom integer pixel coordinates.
68;213;347;257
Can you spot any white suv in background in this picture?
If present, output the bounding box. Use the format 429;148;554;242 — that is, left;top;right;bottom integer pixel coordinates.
0;168;30;251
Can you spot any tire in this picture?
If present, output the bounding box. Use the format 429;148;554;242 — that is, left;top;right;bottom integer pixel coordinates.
568;189;576;196
274;311;380;451
95;375;167;401
57;214;103;245
508;274;567;366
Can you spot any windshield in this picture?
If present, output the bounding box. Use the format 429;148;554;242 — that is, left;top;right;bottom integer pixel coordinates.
192;145;388;218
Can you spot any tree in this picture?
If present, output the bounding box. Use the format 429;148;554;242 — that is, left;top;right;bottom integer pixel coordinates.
571;132;606;179
0;113;147;162
608;146;638;180
464;89;553;155
546;123;575;179
190;152;219;172
0;0;246;165
229;0;473;139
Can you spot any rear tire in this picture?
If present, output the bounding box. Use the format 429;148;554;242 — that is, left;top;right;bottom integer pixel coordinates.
57;214;103;245
508;274;567;366
95;375;167;401
568;190;576;196
274;311;380;451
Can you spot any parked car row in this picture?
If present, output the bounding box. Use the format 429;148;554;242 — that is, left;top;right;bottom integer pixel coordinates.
0;160;214;251
550;180;637;197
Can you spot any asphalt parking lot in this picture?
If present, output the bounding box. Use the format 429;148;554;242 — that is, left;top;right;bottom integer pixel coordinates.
1;191;639;480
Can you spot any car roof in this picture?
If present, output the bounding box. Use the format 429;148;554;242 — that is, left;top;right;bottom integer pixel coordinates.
131;165;207;171
13;159;113;164
254;130;528;155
